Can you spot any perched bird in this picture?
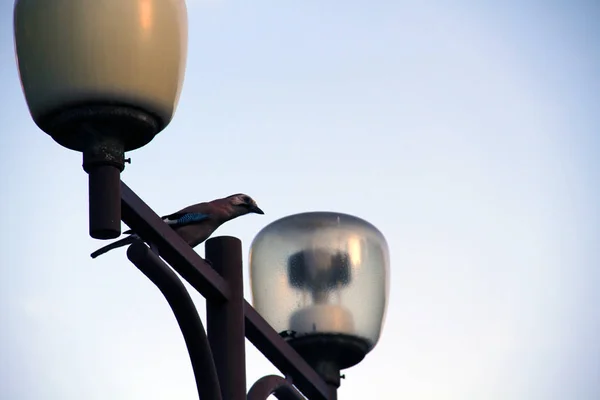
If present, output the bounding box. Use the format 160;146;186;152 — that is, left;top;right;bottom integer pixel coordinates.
91;193;264;258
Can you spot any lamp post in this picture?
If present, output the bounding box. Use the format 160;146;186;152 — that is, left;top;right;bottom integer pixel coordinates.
13;1;390;399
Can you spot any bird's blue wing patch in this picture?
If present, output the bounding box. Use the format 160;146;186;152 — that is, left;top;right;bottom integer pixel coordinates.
174;212;210;226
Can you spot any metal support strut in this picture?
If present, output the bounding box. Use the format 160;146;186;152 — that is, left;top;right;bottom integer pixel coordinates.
127;241;223;400
247;375;306;400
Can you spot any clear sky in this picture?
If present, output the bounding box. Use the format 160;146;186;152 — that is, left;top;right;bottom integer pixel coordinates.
1;1;599;399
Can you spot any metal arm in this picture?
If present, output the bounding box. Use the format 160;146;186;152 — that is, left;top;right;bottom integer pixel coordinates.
247;375;306;400
127;241;223;400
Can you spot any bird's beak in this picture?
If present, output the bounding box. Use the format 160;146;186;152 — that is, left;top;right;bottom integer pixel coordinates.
250;205;264;215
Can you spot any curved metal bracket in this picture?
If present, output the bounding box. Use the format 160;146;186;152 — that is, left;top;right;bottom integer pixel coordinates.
127;241;223;400
247;375;306;400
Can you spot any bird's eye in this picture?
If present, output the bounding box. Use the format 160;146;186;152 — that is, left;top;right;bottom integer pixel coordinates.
243;196;251;203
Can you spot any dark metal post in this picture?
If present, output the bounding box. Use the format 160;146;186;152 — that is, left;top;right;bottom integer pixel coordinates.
88;164;121;238
328;385;338;400
206;236;246;400
83;136;126;239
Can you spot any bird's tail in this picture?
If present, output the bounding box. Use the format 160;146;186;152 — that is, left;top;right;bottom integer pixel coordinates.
90;235;138;258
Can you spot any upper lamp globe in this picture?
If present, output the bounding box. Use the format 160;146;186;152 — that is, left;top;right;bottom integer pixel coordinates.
13;0;188;152
250;212;390;386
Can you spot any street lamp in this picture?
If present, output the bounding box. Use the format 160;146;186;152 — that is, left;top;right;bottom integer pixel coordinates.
14;0;187;239
13;1;390;399
250;212;389;387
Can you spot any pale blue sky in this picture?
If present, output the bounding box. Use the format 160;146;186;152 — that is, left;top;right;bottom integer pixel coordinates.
2;1;599;399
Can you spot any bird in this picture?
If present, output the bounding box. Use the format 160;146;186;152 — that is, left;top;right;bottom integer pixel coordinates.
90;193;264;258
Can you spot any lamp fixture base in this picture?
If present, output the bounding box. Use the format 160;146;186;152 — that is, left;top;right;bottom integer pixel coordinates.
37;103;161;153
285;333;370;387
36;104;162;239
